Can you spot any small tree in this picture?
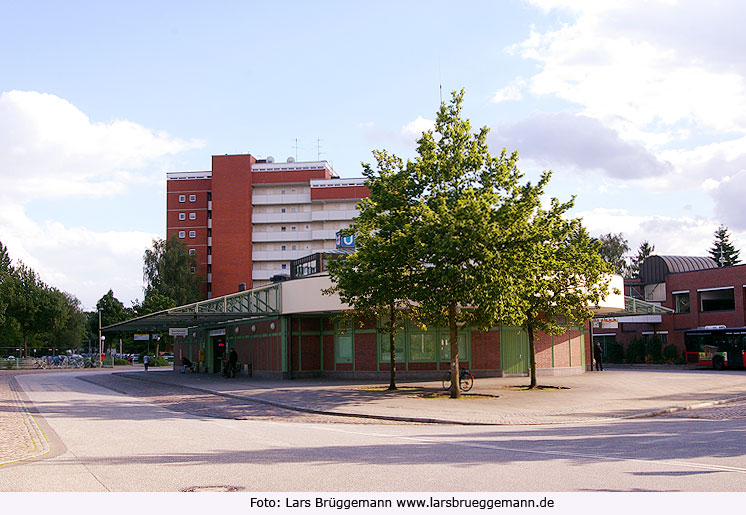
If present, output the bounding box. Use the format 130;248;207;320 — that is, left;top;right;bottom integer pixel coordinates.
628;240;655;278
709;225;741;267
596;233;629;276
503;199;613;388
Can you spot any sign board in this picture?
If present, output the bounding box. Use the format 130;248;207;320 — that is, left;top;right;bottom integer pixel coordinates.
335;231;355;249
592;318;619;329
209;328;226;337
169;328;189;337
133;334;150;341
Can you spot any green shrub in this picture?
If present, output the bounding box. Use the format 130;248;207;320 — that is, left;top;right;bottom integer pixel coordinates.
625;337;646;363
606;342;624;363
645;335;663;364
149;356;171;367
663;344;679;364
113;358;132;366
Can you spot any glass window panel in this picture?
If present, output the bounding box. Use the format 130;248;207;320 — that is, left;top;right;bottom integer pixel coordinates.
380;333;406;362
409;333;436;361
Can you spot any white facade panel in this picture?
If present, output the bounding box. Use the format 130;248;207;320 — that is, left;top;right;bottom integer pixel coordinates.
252;193;311;205
252;212;313;223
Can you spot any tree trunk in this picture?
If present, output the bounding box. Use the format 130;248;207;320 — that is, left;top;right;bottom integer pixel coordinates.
449;302;460;399
527;323;537;389
388;303;397;391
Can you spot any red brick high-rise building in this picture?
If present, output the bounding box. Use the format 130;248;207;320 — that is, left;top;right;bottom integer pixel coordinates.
166;154;368;299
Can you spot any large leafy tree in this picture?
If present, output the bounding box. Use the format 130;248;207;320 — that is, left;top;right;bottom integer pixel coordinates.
326;150;419;390
596;233;629;276
503;197;613;388
628;240;655;278
0;241;11;326
406;90;548;398
143;235;202;306
4;262;65;357
709;225;741;267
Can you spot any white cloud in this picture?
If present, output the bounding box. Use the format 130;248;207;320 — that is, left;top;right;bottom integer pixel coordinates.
490;112;672;179
491;78;526;103
577;207;732;258
0;90;203;203
0;90;202;309
401;116;435;141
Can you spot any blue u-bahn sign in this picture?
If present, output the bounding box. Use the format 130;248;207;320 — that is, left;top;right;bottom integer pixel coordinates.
336;232;355;249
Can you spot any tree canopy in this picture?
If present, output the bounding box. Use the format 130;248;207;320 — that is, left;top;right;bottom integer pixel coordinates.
628;240;655;278
709;225;741;267
596;233;629;276
143;235;202;307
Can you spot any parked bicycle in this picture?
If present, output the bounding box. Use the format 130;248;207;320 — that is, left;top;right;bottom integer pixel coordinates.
441;368;474;392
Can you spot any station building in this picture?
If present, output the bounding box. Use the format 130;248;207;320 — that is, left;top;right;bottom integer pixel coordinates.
106;262;627;380
592;255;746;356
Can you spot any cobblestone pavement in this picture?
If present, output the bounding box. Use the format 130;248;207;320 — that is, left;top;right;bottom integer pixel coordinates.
0;372;50;466
79;373;402;424
657;398;746;420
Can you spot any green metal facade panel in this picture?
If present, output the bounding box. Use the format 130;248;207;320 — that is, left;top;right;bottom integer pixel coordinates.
500;326;529;375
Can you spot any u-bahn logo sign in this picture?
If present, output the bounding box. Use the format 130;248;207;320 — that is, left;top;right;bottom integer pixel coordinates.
336;232;355;249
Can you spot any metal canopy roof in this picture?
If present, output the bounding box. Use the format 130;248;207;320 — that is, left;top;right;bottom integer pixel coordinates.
102;284;280;333
596;296;674;318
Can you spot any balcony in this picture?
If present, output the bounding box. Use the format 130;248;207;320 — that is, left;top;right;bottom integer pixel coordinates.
310;229;340;241
252;231;312;242
252;250;314;261
252;269;291;281
311;209;359;222
252;193;311;205
252;212;313;224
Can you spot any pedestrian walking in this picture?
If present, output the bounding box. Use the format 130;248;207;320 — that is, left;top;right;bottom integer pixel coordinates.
594;342;604;371
228;347;238;378
143;354;150;371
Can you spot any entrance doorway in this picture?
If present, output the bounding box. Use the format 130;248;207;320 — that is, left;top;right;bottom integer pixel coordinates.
212;336;226;373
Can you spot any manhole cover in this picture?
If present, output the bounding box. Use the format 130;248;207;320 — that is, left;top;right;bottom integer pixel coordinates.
180;485;244;492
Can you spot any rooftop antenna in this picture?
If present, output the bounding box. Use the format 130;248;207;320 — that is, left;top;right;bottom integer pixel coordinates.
293;138;300;161
439;60;443;103
316;138;325;161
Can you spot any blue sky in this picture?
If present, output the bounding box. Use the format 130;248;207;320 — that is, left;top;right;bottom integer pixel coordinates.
2;0;745;309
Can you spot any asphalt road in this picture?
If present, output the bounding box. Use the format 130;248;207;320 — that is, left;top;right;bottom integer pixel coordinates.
2;370;746;492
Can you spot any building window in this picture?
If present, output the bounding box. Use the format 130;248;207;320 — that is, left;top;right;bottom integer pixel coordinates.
291;188;296;193
290;207;296;213
281;245;286;251
673;292;690;313
281;264;287;270
178;195;186;202
379;334;406;363
281;208;286;213
291;226;296;231
189;194;196;202
189;249;196;256
281;189;286;194
178;213;186;221
291;245;297;250
409;333;436;362
189;213;196;220
178;231;185;238
699;287;735;312
189;231;196;238
281;226;286;232
190;266;196;274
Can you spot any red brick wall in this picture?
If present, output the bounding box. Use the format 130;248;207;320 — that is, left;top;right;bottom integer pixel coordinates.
211;154;255;296
354;332;377;371
471;330;499;370
534;331;555;369
322;334;334;371
552;332;571;367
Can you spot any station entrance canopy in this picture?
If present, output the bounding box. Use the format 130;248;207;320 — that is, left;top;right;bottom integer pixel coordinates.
601;296;674;317
102;284;281;333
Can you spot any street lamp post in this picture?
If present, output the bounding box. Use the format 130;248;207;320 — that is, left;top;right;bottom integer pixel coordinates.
98;307;103;368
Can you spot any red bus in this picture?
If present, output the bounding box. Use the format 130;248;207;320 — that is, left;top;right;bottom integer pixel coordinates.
684;326;746;370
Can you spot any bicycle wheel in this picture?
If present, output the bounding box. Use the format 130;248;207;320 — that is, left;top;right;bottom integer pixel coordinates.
460;371;474;392
442;373;452;391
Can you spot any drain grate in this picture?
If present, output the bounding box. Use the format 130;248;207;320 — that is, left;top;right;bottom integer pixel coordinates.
180;485;244;492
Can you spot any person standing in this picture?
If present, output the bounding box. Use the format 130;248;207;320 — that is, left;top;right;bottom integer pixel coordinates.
594;343;604;371
228;347;238;378
143;354;150;371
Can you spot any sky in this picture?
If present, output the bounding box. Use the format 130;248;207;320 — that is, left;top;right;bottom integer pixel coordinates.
1;0;745;310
